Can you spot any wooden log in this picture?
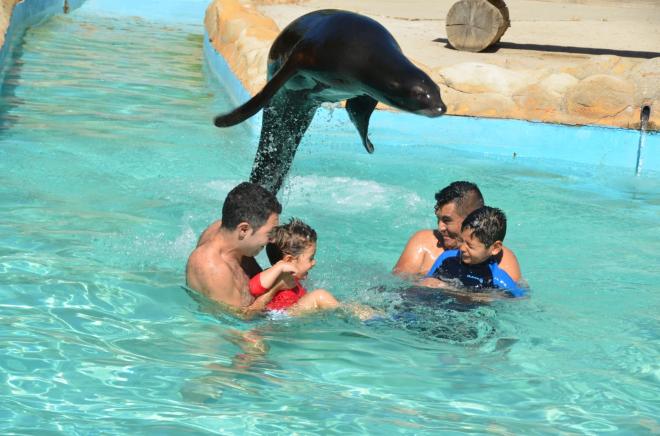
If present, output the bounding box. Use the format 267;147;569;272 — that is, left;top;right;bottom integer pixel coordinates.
446;0;510;52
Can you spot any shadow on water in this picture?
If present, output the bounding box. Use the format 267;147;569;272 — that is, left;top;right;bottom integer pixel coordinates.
433;37;660;59
364;285;504;346
185;282;503;347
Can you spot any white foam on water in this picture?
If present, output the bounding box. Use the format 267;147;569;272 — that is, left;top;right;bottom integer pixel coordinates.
203;179;243;201
283;175;423;212
172;224;197;257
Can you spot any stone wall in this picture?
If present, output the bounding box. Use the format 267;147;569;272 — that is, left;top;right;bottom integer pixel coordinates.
434;56;658;130
204;0;658;130
0;0;21;48
205;0;278;96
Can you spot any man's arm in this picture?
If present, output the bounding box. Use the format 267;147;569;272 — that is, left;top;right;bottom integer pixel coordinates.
241;287;281;319
417;277;507;303
187;249;278;319
499;246;522;282
393;230;437;277
189;262;277;319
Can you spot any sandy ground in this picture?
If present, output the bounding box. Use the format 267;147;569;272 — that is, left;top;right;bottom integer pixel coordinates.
255;0;660;72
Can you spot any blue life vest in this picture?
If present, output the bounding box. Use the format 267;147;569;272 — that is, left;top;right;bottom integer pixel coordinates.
426;249;525;298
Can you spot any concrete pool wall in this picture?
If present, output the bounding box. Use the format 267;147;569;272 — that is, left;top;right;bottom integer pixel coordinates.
0;0;85;82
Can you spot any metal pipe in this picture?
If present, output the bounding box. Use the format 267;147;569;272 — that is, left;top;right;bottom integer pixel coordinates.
635;105;651;176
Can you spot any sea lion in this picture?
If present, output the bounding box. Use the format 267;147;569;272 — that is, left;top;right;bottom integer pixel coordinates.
214;9;447;194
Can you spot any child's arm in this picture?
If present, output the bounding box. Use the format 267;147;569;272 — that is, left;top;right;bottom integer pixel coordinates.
249;261;298;296
244;263;297;318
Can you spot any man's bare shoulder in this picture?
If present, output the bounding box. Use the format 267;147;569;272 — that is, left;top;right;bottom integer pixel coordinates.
186;243;232;296
502;245;518;259
187;242;224;270
407;229;436;244
197;220;222;247
500;245;522;282
394;229;440;276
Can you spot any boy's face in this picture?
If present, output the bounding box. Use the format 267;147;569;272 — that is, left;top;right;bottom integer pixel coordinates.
459;228;501;265
290;243;317;280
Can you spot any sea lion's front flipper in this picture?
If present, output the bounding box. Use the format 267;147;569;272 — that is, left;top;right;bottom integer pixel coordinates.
213;53;301;127
346;95;378;153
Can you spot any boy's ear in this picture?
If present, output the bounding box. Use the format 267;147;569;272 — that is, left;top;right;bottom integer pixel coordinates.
282;254;295;263
489;240;503;256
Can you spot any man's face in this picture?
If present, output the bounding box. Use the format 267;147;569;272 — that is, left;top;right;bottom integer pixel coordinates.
435;201;464;249
243;213;279;257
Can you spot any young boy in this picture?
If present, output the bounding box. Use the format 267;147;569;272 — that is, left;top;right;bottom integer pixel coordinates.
423;206;525;298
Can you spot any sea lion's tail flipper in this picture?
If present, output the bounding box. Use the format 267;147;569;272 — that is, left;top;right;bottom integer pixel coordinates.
346;95;378;153
213;55;300;127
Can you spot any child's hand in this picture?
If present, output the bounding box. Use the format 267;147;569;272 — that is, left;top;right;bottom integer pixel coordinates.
274;260;298;276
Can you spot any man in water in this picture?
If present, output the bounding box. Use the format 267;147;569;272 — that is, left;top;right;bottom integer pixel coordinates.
393;181;521;282
186;182;282;316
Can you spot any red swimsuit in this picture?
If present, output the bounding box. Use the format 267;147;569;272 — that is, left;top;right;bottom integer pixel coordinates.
249;273;307;311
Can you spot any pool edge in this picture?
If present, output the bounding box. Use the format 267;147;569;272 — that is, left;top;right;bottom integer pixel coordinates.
0;0;86;83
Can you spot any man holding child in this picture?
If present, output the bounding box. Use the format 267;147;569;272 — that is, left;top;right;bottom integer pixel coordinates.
393;180;521;283
186;182;340;317
186;182;282;315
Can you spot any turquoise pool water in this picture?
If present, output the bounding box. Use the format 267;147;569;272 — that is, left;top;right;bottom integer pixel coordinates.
1;3;659;434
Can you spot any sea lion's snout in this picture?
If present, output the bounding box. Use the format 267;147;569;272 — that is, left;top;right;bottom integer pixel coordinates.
409;82;446;117
428;87;447;117
418;105;446;117
435;102;447;116
416;96;446;117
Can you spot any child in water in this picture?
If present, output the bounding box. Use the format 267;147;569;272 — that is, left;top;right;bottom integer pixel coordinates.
249;218;341;315
421;206;525;298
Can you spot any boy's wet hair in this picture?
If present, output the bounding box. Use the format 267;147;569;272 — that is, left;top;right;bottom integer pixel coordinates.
434;181;484;217
266;218;317;265
461;206;507;247
221;182;282;230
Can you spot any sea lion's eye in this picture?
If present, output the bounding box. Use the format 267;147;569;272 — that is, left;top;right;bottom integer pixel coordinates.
411;86;425;99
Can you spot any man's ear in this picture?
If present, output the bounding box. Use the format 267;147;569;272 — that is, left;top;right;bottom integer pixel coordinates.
237;222;251;240
490;240;503;256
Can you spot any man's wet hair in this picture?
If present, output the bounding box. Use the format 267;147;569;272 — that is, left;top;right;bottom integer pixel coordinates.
221;182;282;230
461;206;507;247
266;218;317;265
434;181;484;217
